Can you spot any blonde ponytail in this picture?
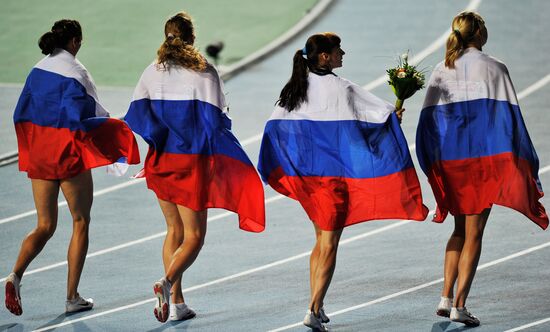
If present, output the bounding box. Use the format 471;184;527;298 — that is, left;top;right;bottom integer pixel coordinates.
444;11;486;69
157;12;208;72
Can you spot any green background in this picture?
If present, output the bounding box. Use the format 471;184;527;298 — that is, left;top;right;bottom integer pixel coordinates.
0;0;317;86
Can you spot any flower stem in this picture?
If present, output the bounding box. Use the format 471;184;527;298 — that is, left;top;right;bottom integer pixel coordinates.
395;98;404;110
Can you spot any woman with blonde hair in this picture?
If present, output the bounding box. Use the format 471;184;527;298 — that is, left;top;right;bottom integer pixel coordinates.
417;11;547;326
125;12;265;323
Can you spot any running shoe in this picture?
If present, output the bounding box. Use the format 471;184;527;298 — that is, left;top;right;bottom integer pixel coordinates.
303;310;327;331
65;295;94;313
436;296;452;317
153;277;171;323
169;302;196;321
319;307;330;323
450;307;480;327
5;272;22;316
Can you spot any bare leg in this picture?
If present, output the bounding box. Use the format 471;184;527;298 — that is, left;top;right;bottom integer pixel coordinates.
157;199;185;304
309;224;322;300
454;209;490;308
60;170;93;300
309;228;343;315
12;179;60;278
164;206;207;287
441;215;465;298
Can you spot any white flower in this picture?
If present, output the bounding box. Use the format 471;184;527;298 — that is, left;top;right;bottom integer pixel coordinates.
397;71;407;78
401;53;408;62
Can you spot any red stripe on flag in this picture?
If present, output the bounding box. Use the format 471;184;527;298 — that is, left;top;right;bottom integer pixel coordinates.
15;120;140;180
267;167;428;231
144;150;265;233
427;152;548;229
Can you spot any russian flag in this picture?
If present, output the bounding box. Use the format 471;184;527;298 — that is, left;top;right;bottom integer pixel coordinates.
125;63;265;233
13;49;140;180
258;73;428;231
416;48;548;229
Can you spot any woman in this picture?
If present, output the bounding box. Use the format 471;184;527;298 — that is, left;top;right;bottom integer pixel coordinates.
6;19;140;315
124;12;265;323
258;32;428;331
416;12;548;327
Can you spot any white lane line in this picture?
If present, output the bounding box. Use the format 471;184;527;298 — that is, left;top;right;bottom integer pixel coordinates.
540;165;550;175
0;195;286;284
504;317;550;332
268;240;550;332
0;179;144;225
31;216;422;332
362;0;482;91
517;73;550;100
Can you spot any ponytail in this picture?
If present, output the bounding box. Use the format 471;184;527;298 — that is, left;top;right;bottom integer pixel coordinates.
444;11;486;69
277;50;310;111
157;12;207;72
444;30;464;69
38;19;81;55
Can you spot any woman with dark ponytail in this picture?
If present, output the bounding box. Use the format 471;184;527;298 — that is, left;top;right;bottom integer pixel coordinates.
6;19;139;316
125;12;265;323
259;32;428;330
417;12;547;326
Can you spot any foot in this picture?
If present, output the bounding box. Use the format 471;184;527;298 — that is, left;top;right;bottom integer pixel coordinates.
303;310;328;331
169;302;196;321
5;273;22;316
450;307;480;327
319;307;330;323
65;294;94;313
153;277;171;323
436;296;452;317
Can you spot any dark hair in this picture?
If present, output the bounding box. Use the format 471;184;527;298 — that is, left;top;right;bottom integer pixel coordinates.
38;19;82;55
157;12;207;71
277;32;341;111
445;11;486;68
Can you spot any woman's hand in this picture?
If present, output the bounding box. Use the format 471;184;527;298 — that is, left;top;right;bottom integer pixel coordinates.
395;108;405;124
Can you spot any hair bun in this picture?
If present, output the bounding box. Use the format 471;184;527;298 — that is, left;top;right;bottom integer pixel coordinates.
38;31;58;55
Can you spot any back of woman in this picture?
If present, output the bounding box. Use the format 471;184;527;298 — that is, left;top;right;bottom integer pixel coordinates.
417;38;547;229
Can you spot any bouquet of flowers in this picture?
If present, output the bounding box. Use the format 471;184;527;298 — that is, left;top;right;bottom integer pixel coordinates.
387;52;426;110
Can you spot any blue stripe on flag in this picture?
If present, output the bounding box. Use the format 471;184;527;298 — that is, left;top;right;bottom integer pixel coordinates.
258;113;413;180
416;98;540;173
13;68;100;131
125;98;253;166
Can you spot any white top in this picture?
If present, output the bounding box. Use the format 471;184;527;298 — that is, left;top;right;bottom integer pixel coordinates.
269;73;395;124
422;47;518;108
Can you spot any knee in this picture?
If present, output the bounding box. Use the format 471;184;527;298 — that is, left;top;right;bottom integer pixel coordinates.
36;223;56;239
166;222;184;240
185;233;205;252
72;215;90;232
451;229;465;239
319;241;338;256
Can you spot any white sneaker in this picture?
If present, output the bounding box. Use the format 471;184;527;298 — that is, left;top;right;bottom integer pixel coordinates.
65;295;94;313
450;307;480;327
319;307;330;323
436;296;452;317
303;310;328;331
169;302;196;321
153;277;171;323
5;272;22;316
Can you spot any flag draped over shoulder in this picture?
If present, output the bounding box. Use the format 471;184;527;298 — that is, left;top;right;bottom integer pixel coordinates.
416;48;548;229
258;73;428;231
125;63;265;232
13;48;140;180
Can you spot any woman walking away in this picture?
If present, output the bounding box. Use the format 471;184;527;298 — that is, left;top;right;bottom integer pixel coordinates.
5;19;139;316
416;11;548;327
125;12;265;323
258;32;428;331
